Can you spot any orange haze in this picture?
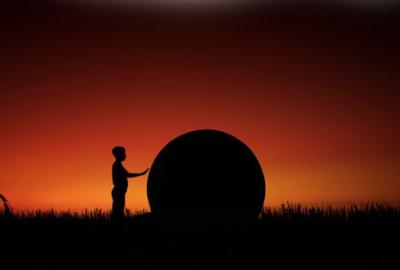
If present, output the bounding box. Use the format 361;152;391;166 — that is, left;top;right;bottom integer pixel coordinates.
1;1;399;211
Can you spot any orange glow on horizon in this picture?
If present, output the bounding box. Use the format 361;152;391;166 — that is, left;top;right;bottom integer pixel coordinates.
1;2;400;212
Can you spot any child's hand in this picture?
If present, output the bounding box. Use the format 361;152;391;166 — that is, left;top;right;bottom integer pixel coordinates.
142;168;149;175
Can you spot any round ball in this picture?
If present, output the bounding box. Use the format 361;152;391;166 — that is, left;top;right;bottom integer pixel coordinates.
147;129;265;225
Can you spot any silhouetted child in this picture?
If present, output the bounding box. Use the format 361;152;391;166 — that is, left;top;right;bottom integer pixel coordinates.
111;146;149;220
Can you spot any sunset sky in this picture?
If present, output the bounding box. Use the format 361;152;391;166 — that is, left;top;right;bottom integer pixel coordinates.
1;0;399;211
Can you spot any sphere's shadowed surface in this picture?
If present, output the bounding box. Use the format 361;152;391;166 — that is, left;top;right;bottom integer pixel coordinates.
147;129;265;225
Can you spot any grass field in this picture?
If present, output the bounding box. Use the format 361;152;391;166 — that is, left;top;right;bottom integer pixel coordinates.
1;203;399;267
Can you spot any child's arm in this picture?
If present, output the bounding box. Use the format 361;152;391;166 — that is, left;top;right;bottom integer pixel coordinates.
127;168;149;178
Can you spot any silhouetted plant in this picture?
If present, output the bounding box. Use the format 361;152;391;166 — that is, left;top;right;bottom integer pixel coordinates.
0;194;11;216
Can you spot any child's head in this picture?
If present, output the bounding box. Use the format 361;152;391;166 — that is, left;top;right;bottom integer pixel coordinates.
112;146;126;161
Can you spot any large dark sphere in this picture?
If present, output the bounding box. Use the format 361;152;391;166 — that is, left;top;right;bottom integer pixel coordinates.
147;129;265;225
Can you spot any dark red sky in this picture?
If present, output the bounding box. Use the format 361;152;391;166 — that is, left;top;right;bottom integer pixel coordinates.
1;0;399;211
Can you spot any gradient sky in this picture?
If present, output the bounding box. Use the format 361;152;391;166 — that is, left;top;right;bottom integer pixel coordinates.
1;1;399;211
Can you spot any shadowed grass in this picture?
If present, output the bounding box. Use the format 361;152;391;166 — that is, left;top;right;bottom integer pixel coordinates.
2;202;398;222
261;202;400;221
1;203;399;267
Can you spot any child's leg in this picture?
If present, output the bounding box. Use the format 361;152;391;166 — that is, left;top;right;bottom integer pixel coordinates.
112;188;125;219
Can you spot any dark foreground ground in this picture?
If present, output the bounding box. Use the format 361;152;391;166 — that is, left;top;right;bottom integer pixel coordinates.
1;204;399;268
